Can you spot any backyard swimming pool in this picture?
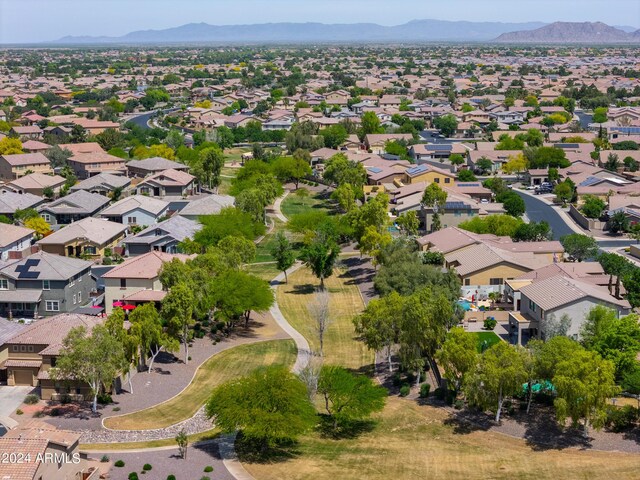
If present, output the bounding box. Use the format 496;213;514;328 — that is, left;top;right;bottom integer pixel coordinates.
457;299;472;311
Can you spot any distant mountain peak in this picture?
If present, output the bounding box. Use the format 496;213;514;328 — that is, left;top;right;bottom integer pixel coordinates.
495;21;639;43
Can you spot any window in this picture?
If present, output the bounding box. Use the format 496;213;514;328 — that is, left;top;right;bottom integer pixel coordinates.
20;345;26;352
489;278;503;285
45;300;60;312
529;300;537;312
69;276;75;287
464;278;471;286
41;214;51;222
12;345;18;352
27;345;33;352
434;178;440;183
42;280;50;290
84;246;96;255
72;294;76;305
50;357;56;367
78;291;81;303
127;216;137;224
120;278;127;289
444;178;451;184
0;279;7;290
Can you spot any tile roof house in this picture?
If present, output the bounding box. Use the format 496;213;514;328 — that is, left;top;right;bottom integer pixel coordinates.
37;217;128;258
0;152;53;180
0;191;46;218
135;168;199;198
122;215;201;256
9;125;43;140
99;195;170;226
0;223;34;260
126;157;190;178
0;251;94;318
102;251;193;313
21;139;52;153
178;193;235;220
2;172;66;196
38;190;111;225
0;313;103;400
364;133;413;155
67;151;127;180
69;171;131;196
417;226;563;296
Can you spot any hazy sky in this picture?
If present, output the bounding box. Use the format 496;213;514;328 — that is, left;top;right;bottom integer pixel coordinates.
1;0;639;43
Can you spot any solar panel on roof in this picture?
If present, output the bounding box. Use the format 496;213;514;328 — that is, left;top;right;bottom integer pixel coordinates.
579;176;602;187
19;271;40;279
445;201;471;209
457;183;481;187
406;165;428;175
16;258;41;279
426;144;452;151
555;143;580;149
367;167;383;173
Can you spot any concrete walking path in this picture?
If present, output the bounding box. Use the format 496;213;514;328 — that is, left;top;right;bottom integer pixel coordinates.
271;190;290;223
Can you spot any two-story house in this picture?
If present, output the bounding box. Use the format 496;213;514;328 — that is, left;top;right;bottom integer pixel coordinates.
69;172;131;196
126;157;190;178
0;152;53;180
67;151;127;180
122;215;200;256
0;252;94;318
2;172;66;196
102;251;193;313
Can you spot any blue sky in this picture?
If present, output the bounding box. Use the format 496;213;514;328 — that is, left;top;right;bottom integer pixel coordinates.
1;0;639;43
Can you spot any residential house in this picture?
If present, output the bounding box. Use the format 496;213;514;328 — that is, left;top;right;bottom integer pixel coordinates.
69;172;131;196
178;194;235;220
325;90;350;105
67;151;127;180
21;139;52;153
0;421;97;478
403;163;456;186
38;190;110;225
135;168;198;197
2;172;66;196
1;313;102;393
417;227;563;296
100;195;170;226
0;152;53;180
0;252;94;318
9;125;43;140
122;215;200;256
0;223;34;260
0;192;45;218
410;143;469;163
102;251;193;313
37;217;127;259
126;157;189;178
365;134;413;155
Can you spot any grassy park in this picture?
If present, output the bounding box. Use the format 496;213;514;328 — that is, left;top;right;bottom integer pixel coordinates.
276;266;373;371
280;190;333;219
103;340;296;430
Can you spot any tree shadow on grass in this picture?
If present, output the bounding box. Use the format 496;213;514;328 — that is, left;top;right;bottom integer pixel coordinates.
287;284;316;295
519;409;593;451
316;414;377;440
443;408;495;435
235;433;301;464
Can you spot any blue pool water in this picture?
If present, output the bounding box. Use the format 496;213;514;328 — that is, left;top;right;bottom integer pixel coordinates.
457;300;472;311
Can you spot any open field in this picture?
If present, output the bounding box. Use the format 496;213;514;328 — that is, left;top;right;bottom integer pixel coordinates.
276;266;372;370
103;340;296;430
280;191;333;219
245;262;283;281
467;331;502;352
243;396;640;480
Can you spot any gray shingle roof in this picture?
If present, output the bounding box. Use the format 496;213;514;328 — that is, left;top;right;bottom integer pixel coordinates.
178;194;235;216
100;195;169;217
70;172;131;191
126;157;188;173
37;217;128;246
0;251;91;281
39;190;110;215
0;192;44;214
123;215;200;245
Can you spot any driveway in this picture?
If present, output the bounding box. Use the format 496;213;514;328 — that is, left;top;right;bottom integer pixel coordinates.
0;385;34;429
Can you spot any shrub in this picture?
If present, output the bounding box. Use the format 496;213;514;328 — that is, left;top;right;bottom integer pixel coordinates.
33;410;45;418
399;385;410;397
15;409;23;415
484;317;497;330
49;407;61;417
112;407;121;412
97;393;113;405
204;466;214;473
200;477;211;480
167;476;176;480
391;373;402;387
434;387;446;400
24;394;39;405
128;473;138;480
143;464;152;471
60;393;72;404
606;405;638;432
454;399;464;410
100;455;109;463
114;460;125;467
419;383;431;398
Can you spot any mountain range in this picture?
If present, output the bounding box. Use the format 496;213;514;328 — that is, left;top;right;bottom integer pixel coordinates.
52;20;640;45
496;22;640;43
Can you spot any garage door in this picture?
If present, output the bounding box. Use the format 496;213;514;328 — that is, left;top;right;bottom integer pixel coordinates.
13;369;33;386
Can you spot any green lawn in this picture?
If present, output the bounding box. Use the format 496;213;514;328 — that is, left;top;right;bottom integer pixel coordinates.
467;331;501;353
280;190;333;219
103;340;296;430
245;263;283;281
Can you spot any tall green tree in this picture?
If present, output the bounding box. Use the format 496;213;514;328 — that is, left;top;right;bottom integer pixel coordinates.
105;308;140;394
317;366;387;430
560;234;598;262
206;366;317;449
162;282;195;364
464;342;527;423
200;146;225;192
436;326;478;392
421;183;447;232
300;235;339;290
53;325;124;413
271;231;296;283
130;303;179;373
